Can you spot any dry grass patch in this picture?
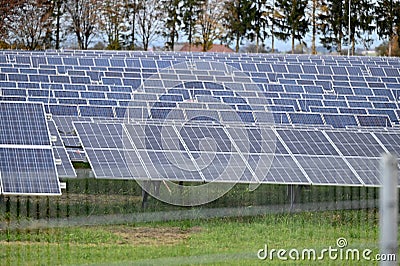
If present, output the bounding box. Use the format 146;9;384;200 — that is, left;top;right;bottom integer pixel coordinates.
110;226;202;246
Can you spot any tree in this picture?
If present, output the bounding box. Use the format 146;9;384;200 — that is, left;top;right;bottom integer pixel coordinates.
376;38;400;57
125;0;142;50
222;0;253;52
136;0;162;50
53;0;65;49
7;0;54;50
65;0;101;49
248;0;269;53
319;0;344;53
309;0;326;54
240;42;270;53
181;0;204;51
0;0;26;44
273;0;309;54
343;0;374;55
100;0;127;50
159;0;181;51
194;0;225;52
376;0;400;56
265;0;282;53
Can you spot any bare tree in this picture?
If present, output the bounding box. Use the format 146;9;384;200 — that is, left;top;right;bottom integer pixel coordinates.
194;0;225;52
6;0;54;50
65;0;101;49
125;0;142;50
181;0;205;51
0;1;25;44
100;0;127;49
53;0;65;49
158;0;181;51
136;0;161;50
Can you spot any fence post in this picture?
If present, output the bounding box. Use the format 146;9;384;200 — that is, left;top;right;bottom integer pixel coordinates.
380;153;398;265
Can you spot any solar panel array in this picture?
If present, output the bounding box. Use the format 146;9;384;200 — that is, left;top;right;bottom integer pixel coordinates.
1;50;400;193
47;120;76;178
0;102;61;195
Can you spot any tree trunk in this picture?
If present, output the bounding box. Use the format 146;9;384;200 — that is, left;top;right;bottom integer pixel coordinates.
389;34;393;57
271;2;275;53
188;22;192;52
131;9;136;50
311;0;316;55
171;26;175;51
55;0;61;49
291;32;295;54
256;35;259;53
235;32;240;53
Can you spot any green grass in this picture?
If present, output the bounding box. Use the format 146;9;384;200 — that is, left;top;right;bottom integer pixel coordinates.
0;210;381;265
71;162;91;169
0;182;380;221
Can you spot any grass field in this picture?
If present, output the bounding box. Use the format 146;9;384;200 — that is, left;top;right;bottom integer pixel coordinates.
0;209;381;265
0;180;385;265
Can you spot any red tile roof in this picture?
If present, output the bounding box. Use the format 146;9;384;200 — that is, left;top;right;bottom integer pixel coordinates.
179;43;234;53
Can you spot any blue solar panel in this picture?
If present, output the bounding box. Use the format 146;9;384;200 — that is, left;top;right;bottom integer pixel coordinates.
277;129;339;156
0;102;61;194
374;132;400;157
345;158;381;185
357;115;391;127
289;113;324;125
325;130;386;158
0;148;61;194
294;155;362;185
47;120;76;178
1;51;400;188
79;106;114;117
324;114;357;128
0;102;50;145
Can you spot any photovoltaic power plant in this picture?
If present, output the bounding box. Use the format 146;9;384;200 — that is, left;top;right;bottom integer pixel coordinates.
1;50;400;195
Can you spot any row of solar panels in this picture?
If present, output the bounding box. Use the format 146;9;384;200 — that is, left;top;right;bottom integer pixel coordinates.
72;121;400;187
0;100;395;196
1;52;400;195
0;59;398;122
46;107;392;127
1;89;398;110
0;102;77;195
1;79;399;100
1;51;400;66
1;57;400;78
2;71;400;89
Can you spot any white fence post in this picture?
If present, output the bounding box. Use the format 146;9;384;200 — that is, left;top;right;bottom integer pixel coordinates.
380;153;398;266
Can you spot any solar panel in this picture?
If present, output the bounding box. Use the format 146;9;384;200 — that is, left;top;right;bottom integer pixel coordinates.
75;122;282;184
325;130;386;158
2;51;400;189
0;102;51;145
345;157;381;186
67;149;86;162
47;120;76;178
0;102;61;195
293;155;363;185
124;123;246;182
277;129;338;156
0;148;61;195
373;132;400;156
